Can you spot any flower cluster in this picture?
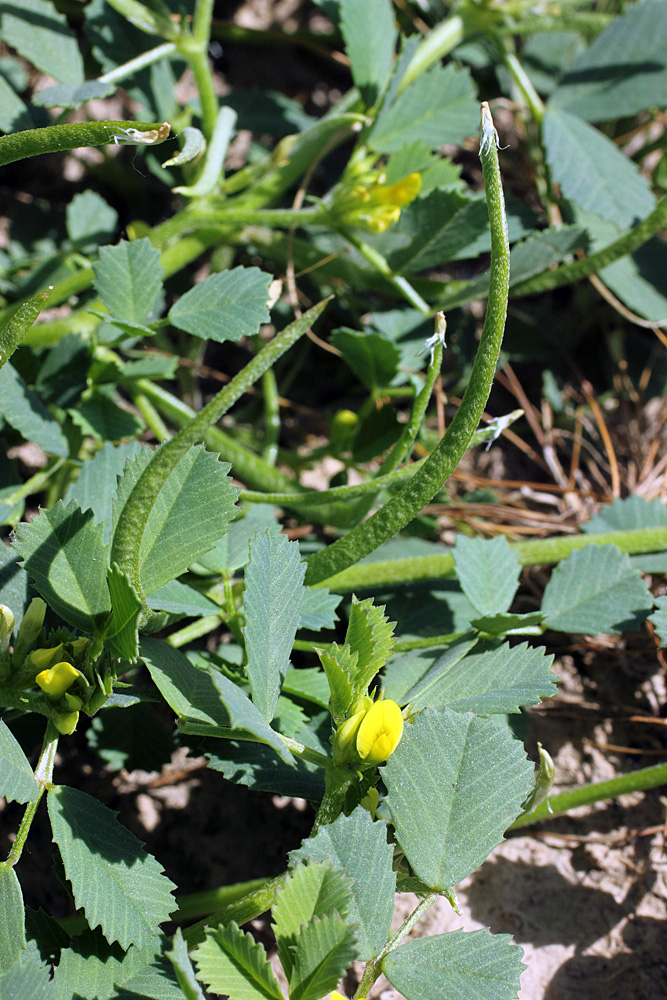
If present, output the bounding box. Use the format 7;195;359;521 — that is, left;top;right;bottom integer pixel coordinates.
333;695;404;767
329;164;421;234
31;638;89;735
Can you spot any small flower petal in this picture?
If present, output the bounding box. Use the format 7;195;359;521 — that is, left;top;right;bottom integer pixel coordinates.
356;699;404;765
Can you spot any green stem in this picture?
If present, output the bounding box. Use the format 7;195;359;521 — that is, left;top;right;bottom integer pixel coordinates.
316;524;667;593
173;106;236;198
354;893;439;999
5;722;59;867
304;105;510;587
341;229;432;315
181;873;286;947
180;0;218;140
510;760;667;829
99;42;176;84
313;767;353;830
261;364;280;466
110;298;331;608
397;16;465;93
502;50;545;123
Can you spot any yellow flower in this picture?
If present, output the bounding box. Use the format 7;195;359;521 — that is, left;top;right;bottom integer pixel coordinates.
29;644;64;671
356;699;404;765
36;661;81;698
332;169;422;233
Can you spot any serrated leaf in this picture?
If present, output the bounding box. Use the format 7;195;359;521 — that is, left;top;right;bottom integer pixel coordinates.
383;928;525;1000
289;808;395;961
330;328;400;390
582;495;667;534
340;0;396;107
0;720;38;804
542;544;653;634
649;596;667;647
299;588;341;632
13;500;112;634
146;578;221;616
105;564;142;661
550;0;667;121
168;267;272;344
0;866;25;973
0;940;53;1000
33;79;115;109
0;363;68;456
196;504;281;574
288;912;357;1000
165;928;206;1000
94;239;164;325
112;445;239;596
140;637;294;765
345;596;396;698
194;922;282;1000
69;390;144;443
64;440;143;545
47;785;176;950
0;288;52;370
66;190;118;248
453;535;520;616
273;861;353;980
384;708;534;889
542;108;655;228
409;641;557;715
51;929;182;1000
283;667;331;709
314;642;357;724
1;0;84;84
243;531;305;721
370;62;478;153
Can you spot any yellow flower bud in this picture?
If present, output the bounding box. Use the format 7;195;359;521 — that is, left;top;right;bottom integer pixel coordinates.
36;661;81;698
356;699;404;765
53;711;79;735
29;644;64;671
69;637;89;658
64;693;83;712
332;709;367;766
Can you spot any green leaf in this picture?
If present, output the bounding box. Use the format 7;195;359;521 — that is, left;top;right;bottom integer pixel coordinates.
0;720;39;804
0;288;52;370
408;641;557;715
66;190;118;249
288;912;357;1000
0;363;68;456
542;108;655;228
165;928;206;1000
69;389;144;442
168;267;272;344
384;708;534;889
51;929;182;1000
383;927;525;1000
112;445;238;596
13;500;112;634
345;596;396;699
273;861;353;979
0;941;53;1000
205;738;325;799
453;535;520;616
33;80;115;109
64;440;143;545
550;0;667;121
243;531;305;721
105;564;142;661
1;0;84;84
195;504;281;574
140;637;294;765
339;0;396;107
469;611;545;636
93;238;164;325
369;62;478;153
649;596;667;647
542;544;654;634
194;922;283;1000
330;328;400;390
289;808;395;961
283;667;331;709
300;588;341;632
314;642;357;724
146;579;221;617
582;495;667;534
599;237;667;325
0;866;25;974
47;785;176;950
0;73;31;133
